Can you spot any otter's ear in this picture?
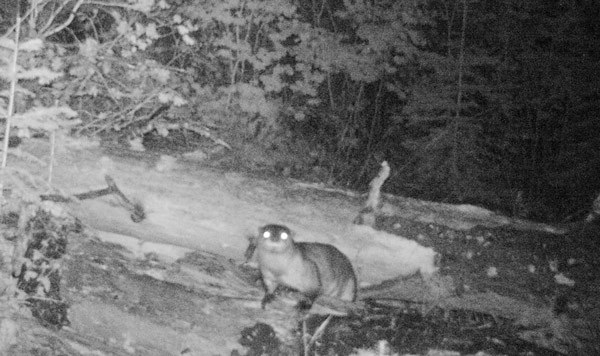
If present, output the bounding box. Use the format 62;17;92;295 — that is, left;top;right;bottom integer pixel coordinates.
258;225;267;238
287;227;295;239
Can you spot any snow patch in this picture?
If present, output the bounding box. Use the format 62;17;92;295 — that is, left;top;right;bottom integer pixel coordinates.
352;225;438;280
486;266;498;278
99;156;116;175
128;137;145;151
64;136;101;149
0;319;18;352
144;269;166;281
155;155;177;172
548;260;558;272
454;204;493;216
95;231;192;263
554;273;575;286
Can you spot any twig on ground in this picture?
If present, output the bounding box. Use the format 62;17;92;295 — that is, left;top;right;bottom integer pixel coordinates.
303;314;333;356
40;175;145;222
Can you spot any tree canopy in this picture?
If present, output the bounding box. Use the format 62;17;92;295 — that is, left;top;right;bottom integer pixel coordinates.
1;0;598;221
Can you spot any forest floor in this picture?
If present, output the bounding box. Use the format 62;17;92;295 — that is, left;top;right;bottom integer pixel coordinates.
1;136;599;356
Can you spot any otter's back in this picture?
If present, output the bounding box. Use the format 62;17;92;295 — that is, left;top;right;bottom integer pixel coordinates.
296;242;357;302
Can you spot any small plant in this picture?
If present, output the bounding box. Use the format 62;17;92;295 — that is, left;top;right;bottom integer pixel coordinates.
13;206;81;329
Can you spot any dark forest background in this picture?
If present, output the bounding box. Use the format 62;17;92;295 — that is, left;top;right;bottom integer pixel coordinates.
1;0;599;222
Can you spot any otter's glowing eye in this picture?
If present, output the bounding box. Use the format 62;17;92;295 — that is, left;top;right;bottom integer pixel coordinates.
280;232;288;240
263;231;271;239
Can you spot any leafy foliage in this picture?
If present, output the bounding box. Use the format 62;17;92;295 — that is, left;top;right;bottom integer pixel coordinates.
0;37;78;137
1;0;598;219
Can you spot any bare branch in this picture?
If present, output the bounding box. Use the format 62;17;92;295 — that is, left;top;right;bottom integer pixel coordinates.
41;0;85;39
39;0;71;35
1;17;21;172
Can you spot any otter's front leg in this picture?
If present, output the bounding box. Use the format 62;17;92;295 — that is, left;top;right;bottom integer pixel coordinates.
260;275;279;309
295;291;319;311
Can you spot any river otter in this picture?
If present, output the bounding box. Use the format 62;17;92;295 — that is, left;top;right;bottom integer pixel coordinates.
256;224;357;309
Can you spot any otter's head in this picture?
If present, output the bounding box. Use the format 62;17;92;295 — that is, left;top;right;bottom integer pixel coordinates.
258;224;294;253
